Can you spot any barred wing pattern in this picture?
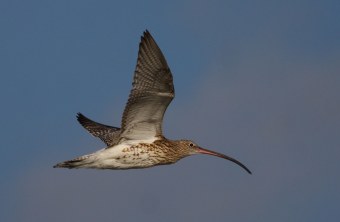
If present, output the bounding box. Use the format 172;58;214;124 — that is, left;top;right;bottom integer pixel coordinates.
119;30;174;142
77;113;121;146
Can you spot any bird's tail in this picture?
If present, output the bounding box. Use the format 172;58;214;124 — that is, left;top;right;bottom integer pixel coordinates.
53;154;94;169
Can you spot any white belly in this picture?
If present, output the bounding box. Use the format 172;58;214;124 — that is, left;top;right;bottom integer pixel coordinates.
84;139;159;169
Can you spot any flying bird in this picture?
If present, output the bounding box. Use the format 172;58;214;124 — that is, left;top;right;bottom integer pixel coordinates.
54;30;252;174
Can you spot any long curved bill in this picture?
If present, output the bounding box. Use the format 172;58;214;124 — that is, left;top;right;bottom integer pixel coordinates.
197;147;252;174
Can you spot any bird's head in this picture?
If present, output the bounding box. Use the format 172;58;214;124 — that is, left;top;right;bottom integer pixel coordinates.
177;139;252;174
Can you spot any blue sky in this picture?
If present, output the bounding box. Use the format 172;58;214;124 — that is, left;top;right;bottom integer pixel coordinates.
1;0;340;221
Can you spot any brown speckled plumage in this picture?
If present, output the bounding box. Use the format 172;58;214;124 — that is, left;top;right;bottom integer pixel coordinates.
54;30;252;174
76;113;121;146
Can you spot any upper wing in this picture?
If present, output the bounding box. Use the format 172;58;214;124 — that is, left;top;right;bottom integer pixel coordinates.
118;30;174;142
77;113;121;146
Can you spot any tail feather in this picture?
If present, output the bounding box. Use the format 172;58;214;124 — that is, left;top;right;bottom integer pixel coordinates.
53;154;92;169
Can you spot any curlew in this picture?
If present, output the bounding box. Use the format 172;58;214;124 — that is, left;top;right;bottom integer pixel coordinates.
54;30;252;174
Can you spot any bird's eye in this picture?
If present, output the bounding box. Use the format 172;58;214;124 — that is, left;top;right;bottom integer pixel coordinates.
189;143;194;147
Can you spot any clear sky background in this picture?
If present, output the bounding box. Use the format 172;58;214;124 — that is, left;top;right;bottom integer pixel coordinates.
1;1;340;221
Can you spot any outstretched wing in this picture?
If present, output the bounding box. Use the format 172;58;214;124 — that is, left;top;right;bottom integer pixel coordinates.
118;30;174;142
77;113;121;146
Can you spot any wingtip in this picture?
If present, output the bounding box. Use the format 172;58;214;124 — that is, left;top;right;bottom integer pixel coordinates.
144;29;150;36
76;112;88;125
141;29;153;42
76;112;83;119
